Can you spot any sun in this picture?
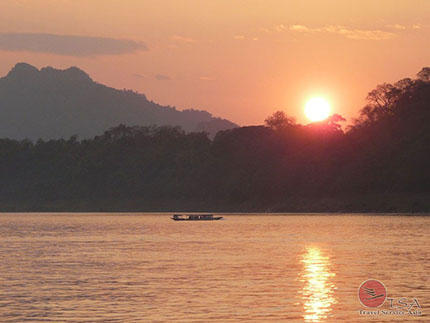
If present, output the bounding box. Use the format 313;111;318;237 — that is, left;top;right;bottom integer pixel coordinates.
305;97;331;122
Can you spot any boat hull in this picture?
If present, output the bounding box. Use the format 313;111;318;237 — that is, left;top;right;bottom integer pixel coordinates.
171;216;223;221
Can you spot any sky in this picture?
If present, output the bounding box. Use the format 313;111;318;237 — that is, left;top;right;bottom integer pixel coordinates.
0;0;429;125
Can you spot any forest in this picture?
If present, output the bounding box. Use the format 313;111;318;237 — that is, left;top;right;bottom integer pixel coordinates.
0;68;429;212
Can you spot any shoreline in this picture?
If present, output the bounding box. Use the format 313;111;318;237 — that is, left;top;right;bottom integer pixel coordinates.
1;210;429;215
1;193;429;213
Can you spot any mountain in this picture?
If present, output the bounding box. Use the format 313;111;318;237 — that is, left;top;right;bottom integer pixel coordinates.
0;63;237;140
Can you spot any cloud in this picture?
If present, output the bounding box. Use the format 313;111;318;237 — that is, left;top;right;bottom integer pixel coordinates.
0;32;147;56
234;35;258;41
385;24;407;30
275;24;287;32
133;73;147;79
155;74;171;81
133;73;171;81
288;24;396;40
171;35;195;43
328;26;396;40
289;25;309;32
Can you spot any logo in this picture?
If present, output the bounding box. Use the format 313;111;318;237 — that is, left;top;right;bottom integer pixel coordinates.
358;279;386;308
357;280;422;317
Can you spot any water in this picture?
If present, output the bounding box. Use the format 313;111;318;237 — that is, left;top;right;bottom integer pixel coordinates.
0;213;429;322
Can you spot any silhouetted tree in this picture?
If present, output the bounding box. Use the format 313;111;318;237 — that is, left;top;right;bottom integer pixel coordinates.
311;113;346;132
264;111;295;131
417;67;430;82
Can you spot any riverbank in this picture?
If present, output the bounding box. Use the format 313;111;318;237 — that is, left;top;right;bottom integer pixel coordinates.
1;192;429;213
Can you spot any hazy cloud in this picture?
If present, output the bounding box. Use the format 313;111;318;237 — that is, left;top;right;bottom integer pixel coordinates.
132;73;147;79
326;26;396;40
385;24;407;30
289;25;309;32
133;73;171;81
155;74;171;81
234;35;258;41
0;33;147;56
171;35;195;43
288;25;396;40
275;24;287;32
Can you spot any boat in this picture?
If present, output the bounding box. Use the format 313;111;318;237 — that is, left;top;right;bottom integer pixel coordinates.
171;214;223;221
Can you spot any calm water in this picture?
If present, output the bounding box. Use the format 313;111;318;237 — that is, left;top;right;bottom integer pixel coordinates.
0;214;429;322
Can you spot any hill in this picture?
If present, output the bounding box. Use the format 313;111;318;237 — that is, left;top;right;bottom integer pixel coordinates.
0;63;237;140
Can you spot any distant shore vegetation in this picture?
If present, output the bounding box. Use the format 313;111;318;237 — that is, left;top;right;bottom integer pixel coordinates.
1;68;429;212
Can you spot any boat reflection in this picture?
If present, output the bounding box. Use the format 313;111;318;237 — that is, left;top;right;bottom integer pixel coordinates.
299;246;337;322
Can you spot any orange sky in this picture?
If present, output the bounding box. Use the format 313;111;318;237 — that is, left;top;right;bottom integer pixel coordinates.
0;0;429;125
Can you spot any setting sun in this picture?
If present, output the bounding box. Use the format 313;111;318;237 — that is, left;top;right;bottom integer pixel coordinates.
305;97;331;122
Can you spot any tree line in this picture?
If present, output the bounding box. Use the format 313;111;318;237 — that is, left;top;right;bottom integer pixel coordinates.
0;68;429;212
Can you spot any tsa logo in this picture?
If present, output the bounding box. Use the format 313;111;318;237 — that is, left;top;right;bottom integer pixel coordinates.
357;279;422;317
358;279;387;308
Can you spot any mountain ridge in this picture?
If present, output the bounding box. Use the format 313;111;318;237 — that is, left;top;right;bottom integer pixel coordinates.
0;63;237;140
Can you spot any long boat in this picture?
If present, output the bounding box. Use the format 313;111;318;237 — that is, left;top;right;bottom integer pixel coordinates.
171;214;223;221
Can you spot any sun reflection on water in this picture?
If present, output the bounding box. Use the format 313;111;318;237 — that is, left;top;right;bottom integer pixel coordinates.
300;247;337;322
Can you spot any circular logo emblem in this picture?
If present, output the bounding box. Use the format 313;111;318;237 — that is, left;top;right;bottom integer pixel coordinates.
358;280;387;308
